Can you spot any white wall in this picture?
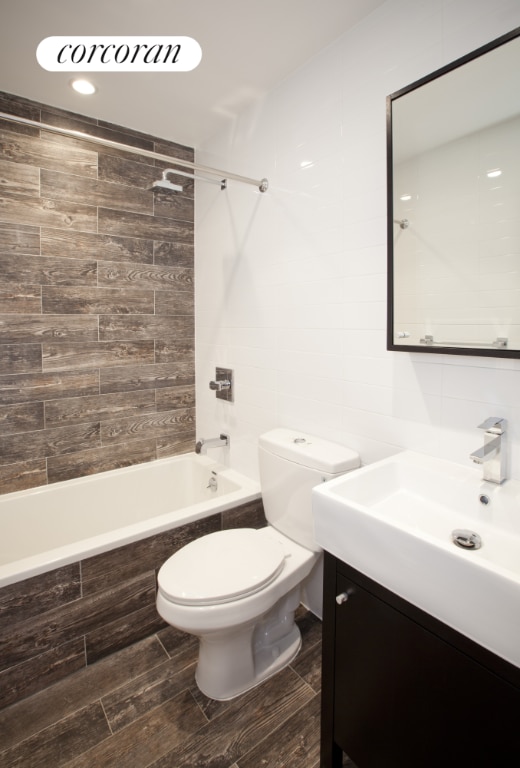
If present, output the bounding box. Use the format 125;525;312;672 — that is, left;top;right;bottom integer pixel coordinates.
195;0;520;482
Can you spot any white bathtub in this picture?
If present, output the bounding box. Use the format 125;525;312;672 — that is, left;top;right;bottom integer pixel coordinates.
0;453;260;588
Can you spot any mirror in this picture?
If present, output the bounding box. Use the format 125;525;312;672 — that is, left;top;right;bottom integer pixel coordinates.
387;27;520;358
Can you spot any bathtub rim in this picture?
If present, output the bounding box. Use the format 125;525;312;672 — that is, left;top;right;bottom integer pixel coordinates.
0;453;261;589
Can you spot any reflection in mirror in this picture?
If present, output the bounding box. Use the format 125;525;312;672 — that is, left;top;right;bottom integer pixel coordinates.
387;27;520;358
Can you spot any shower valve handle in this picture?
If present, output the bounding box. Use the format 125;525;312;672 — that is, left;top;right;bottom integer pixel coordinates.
209;379;231;391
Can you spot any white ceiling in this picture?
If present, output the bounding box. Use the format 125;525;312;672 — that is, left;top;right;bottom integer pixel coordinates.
0;0;386;148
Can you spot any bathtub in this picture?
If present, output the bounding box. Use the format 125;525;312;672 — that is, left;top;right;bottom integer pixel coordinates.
0;453;261;589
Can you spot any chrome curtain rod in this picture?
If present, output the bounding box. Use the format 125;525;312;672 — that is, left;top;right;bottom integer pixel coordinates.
0;111;269;193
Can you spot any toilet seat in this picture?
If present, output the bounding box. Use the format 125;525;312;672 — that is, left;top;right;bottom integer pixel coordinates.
158;528;286;606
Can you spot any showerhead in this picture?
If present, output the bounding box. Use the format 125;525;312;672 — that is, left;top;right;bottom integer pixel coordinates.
149;165;229;192
150;178;183;192
149;168;183;193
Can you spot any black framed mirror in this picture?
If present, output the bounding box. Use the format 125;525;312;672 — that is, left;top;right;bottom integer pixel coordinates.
387;26;520;358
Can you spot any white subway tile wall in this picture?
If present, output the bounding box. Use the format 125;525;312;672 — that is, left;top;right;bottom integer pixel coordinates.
195;0;520;480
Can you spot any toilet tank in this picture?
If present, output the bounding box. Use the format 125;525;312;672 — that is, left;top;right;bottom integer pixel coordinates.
259;428;360;552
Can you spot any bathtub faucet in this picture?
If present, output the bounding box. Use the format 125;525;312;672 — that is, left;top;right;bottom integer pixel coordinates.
195;433;230;454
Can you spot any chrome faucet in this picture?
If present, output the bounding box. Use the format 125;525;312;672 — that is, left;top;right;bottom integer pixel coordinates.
469;417;507;484
195;433;230;454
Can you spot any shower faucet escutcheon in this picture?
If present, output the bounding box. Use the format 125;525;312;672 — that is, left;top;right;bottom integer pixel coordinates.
209;367;234;402
469;417;507;484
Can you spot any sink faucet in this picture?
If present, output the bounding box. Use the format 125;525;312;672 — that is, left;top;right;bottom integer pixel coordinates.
469;417;507;484
195;433;230;454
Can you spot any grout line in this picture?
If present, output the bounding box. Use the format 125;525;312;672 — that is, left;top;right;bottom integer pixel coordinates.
287;665;319;697
154;631;172;659
99;697;114;736
188;686;212;725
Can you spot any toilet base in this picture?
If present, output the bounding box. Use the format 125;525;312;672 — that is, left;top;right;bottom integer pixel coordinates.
252;621;302;688
195;588;303;700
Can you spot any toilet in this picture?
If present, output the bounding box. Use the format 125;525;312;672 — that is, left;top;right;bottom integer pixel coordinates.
156;428;360;700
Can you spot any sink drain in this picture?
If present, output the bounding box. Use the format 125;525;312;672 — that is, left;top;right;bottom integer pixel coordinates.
451;529;482;550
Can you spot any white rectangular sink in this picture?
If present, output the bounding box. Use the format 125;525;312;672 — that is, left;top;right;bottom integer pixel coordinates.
313;450;520;668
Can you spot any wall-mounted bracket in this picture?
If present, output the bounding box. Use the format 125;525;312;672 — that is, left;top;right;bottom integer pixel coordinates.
209;367;233;402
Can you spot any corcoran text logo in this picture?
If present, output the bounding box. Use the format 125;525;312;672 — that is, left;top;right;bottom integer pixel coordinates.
37;36;202;72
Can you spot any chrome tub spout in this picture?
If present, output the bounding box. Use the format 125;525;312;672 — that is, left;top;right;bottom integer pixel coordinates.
195;433;230;454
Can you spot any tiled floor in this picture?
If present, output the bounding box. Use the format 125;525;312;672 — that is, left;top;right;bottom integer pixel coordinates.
0;609;354;767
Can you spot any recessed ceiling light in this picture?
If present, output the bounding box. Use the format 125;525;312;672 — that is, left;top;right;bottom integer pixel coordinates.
487;169;502;178
71;79;96;95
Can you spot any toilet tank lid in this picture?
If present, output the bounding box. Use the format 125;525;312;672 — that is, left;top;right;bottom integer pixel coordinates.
259;428;360;474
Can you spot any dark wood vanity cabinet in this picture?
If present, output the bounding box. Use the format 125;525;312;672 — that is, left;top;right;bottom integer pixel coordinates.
320;552;520;768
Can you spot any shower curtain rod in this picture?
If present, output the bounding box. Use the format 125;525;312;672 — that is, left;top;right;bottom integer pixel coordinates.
0;111;269;193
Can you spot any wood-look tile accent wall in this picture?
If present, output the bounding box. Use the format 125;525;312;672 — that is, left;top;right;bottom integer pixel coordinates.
0;497;266;709
0;92;195;494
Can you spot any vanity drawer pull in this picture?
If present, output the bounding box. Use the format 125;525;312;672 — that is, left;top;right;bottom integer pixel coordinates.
336;592;349;605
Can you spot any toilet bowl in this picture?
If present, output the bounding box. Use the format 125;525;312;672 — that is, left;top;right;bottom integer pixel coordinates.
157;428;360;700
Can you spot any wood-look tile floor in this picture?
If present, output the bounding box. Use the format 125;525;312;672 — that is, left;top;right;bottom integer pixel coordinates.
0;609;355;768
